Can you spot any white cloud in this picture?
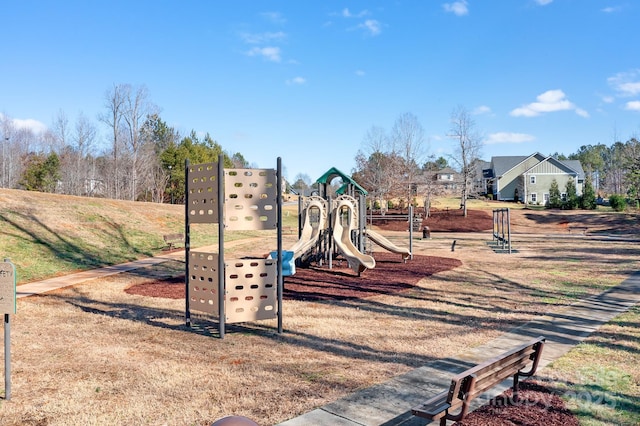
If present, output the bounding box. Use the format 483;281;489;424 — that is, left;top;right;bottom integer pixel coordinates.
240;31;286;45
535;0;553;5
472;105;492;115
260;12;286;24
0;114;47;134
286;76;306;85
246;46;281;62
443;1;469;16
341;8;369;18
575;108;590;118
355;70;365;77
510;89;587;117
358;19;382;36
485;132;535;145
625;101;640;111
601;95;615;103
608;70;640;97
601;6;622;13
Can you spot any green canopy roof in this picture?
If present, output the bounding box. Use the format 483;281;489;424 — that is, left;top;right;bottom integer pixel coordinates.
315;167;368;195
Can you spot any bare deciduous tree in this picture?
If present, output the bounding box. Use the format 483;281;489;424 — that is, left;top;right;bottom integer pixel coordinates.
390;112;427;211
99;84;127;199
448;105;483;217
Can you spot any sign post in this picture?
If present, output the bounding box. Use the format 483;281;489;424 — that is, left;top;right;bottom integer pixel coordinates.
0;258;16;401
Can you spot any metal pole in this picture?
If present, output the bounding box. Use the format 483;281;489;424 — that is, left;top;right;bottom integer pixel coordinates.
507;208;512;254
408;205;413;260
327;196;333;270
217;155;225;339
276;157;283;333
4;313;9;401
185;159;191;327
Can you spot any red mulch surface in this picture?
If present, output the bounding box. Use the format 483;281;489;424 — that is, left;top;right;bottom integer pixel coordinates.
125;252;462;301
454;381;578;426
374;208;493;232
283;252;461;301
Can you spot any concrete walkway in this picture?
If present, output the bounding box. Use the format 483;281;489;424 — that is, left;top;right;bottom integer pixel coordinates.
277;271;640;426
16;251;185;299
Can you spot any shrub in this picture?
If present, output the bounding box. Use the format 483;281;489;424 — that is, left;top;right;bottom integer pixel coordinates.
609;194;627;212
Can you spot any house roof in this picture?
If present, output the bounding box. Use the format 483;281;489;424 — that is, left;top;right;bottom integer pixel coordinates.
490;156;529;177
437;167;458;175
559;160;585;179
490;153;585;180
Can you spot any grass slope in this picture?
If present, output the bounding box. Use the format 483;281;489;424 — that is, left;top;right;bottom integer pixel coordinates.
0;188;188;283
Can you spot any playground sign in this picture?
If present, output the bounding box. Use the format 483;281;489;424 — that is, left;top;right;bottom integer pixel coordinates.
0;260;16;315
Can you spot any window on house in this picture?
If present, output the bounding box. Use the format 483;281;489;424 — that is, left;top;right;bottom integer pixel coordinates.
561;193;567;202
530;193;537;203
544;193;550;204
530;175;536;184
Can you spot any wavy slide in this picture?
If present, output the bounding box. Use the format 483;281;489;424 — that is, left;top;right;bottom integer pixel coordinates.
365;229;411;260
288;196;327;260
332;198;375;274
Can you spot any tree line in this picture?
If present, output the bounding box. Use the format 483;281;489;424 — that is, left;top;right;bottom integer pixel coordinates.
561;139;640;202
2;90;639;209
350;108;640;214
0;84;249;203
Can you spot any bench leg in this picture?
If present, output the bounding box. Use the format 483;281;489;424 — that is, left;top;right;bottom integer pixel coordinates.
512;373;520;403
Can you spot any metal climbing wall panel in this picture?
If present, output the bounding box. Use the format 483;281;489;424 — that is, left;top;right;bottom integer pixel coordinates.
188;252;277;322
187;162;220;224
188;251;220;315
225;258;277;323
224;169;277;230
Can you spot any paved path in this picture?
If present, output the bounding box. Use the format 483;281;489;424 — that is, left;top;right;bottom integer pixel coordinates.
278;271;640;426
16;251;185;299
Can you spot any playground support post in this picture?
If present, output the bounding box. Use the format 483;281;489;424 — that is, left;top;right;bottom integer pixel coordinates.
217;154;226;338
185;159;191;328
276;157;283;334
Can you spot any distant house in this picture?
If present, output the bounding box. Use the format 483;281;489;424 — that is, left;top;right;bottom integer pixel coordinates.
435;167;460;193
485;153;585;204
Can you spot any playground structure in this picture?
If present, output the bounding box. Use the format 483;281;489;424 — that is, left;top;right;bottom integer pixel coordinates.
183;162;412;337
184;156;283;338
285;168;412;275
492;207;512;253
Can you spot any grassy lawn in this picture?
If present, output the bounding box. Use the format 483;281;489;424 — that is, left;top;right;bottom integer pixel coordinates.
541;305;640;425
0;189;638;424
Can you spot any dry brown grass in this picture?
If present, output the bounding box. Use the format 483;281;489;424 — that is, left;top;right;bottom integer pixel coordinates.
2;216;639;425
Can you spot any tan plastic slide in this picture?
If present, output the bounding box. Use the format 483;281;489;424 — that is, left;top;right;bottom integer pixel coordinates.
288;196;328;260
364;229;411;260
332;197;375;274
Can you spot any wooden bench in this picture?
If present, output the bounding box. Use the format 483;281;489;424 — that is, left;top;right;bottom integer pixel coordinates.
412;336;545;425
568;226;588;235
163;233;184;250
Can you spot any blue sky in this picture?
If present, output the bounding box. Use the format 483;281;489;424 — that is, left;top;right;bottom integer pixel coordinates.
2;0;640;182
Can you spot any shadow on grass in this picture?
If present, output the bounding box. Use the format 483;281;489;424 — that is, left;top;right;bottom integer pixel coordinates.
0;211;157;277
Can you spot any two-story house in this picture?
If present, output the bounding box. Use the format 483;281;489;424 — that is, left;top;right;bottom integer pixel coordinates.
485;153;585;204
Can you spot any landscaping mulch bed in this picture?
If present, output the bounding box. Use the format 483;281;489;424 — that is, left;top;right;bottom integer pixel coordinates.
454;380;578;426
125;252;462;301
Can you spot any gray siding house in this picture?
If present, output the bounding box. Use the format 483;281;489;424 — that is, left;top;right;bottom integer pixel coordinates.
486;153;585;204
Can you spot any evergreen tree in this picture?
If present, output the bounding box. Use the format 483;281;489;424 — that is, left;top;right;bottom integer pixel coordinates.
548;179;562;208
564;178;579;210
19;152;60;192
580;174;597;209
